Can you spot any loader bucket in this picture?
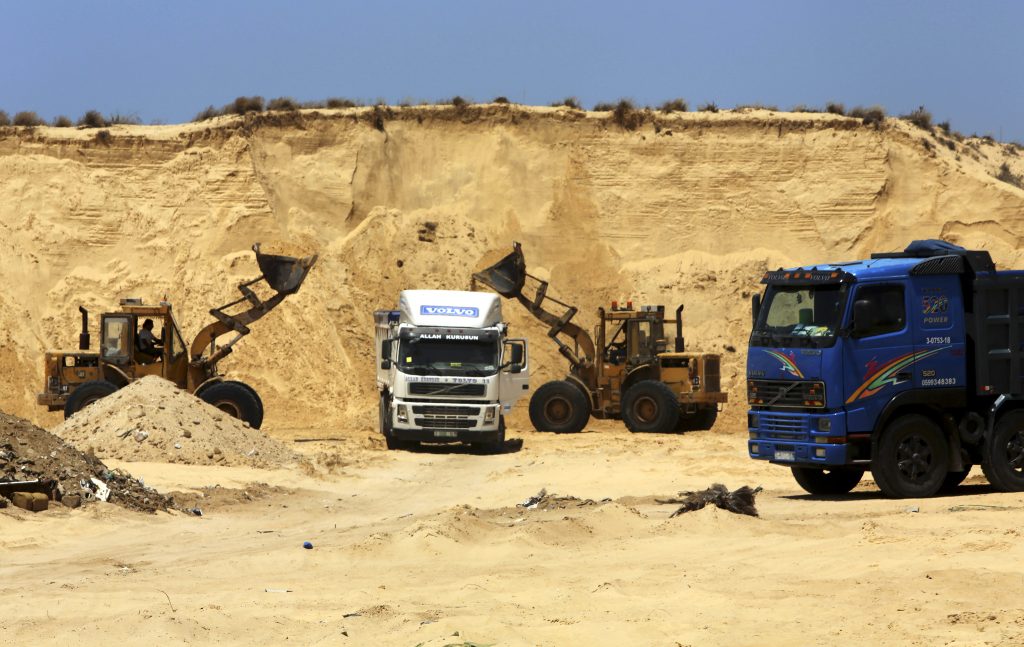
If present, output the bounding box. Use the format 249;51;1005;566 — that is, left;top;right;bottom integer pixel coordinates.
472;242;526;298
253;243;319;295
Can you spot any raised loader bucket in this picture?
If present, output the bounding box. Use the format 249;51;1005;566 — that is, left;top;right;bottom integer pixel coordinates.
473;242;527;298
253;243;319;295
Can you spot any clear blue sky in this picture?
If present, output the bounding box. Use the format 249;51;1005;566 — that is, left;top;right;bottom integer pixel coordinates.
1;1;1021;141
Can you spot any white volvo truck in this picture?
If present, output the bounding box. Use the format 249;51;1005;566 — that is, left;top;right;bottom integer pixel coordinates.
375;290;530;452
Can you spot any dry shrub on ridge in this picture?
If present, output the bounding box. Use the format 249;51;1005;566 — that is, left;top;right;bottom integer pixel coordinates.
825;102;845;115
52;115;73;127
612;99;644;130
13;111;45;126
659;98;688;113
849;105;886;128
698;101;719;113
492;96;510;104
996;163;1024;189
78;110;107;128
267;97;299;111
902;105;932;131
0;110;9;126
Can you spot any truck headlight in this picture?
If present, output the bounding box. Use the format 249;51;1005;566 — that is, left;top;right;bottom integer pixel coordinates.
484;407;496;421
748;413;759;428
396;404;408;423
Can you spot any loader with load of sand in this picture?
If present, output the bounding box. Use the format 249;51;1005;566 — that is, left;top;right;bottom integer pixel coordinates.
37;243;317;429
473;243;727;434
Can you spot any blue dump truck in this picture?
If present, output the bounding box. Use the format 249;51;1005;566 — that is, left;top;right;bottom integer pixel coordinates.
747;240;1024;498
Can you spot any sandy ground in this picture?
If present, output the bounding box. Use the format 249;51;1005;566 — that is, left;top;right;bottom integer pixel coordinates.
3;420;1023;646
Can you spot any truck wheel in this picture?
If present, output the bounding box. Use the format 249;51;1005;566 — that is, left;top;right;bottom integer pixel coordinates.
472;417;506;455
64;380;118;419
677;408;718;432
529;381;590;433
981;410;1024;492
622;380;680;433
220;380;264;429
871;414;948;498
198;382;262;429
791;467;864;495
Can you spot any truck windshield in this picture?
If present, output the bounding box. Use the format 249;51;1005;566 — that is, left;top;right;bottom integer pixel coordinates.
752;284;846;348
398;338;499;377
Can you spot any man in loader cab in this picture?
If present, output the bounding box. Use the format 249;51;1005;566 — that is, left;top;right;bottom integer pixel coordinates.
137;318;163;363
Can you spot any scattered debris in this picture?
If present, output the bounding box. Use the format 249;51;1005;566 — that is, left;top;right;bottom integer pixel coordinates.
303;541;313;549
265;588;293;593
0;410;172;513
417;221;438;242
517;488;608;511
905;505;920;513
658;484;762;517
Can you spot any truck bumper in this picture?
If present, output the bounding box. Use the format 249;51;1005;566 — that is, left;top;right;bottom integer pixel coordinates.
747;409;852;467
389;399;502;444
390;427;504;445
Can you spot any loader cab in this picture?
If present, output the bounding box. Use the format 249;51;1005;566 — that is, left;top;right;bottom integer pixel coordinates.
100;300;188;380
600;303;667;368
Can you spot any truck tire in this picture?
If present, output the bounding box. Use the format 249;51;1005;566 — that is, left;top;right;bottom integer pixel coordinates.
529;381;590;433
870;414;948;498
677;407;718;432
791;467;864;495
64;380;118;419
981;410;1024;492
622;380;680;433
198;382;262;429
220;380;264;429
472;416;506;455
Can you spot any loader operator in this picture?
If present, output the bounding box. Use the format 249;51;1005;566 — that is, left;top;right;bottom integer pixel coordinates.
137;318;163;362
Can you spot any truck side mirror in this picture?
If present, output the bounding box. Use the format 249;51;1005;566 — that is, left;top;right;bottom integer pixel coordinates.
852;299;872;337
380;339;392;370
510;345;524;365
751;293;761;326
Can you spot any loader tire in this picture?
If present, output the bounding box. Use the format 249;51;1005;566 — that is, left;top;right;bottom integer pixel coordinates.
529;380;590;433
677;407;718;432
64;380;118;420
220;380;264;429
622;380;680;433
199;382;262;429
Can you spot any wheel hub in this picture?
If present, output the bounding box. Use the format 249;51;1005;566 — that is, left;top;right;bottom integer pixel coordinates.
545;397;571;423
634;397;658;423
896;435;933;482
1005;431;1024;472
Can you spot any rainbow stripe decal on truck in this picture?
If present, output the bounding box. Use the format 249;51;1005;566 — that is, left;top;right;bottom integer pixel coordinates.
845;348;944;403
765;350;805;378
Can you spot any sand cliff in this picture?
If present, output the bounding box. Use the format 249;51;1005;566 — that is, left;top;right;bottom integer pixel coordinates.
1;105;1022;433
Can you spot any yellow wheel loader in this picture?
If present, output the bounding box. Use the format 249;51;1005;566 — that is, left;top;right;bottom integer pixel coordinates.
473;243;726;433
37;244;317;428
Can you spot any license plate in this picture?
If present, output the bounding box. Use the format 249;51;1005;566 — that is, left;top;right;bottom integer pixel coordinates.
433;430;457;438
774;450;795;461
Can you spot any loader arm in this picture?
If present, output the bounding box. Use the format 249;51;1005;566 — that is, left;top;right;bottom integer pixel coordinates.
191;244;318;369
473;243;596;373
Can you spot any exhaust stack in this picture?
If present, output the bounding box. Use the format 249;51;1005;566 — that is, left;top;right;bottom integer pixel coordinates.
78;306;90;350
675;304;685;352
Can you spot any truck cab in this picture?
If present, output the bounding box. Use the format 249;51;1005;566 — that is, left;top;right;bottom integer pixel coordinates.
375;290;530;452
748;240;1024;498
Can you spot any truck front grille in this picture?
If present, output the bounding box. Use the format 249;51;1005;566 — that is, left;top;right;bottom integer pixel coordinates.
414;418;477;429
412;405;478;416
748;379;826;409
757;413;810;441
409;383;486;396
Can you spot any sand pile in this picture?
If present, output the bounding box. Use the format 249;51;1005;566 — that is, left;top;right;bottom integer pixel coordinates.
53;376;297;467
0;410;171;512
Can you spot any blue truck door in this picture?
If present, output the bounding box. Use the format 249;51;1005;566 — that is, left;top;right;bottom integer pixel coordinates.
842;281;915;433
911;275;965;389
